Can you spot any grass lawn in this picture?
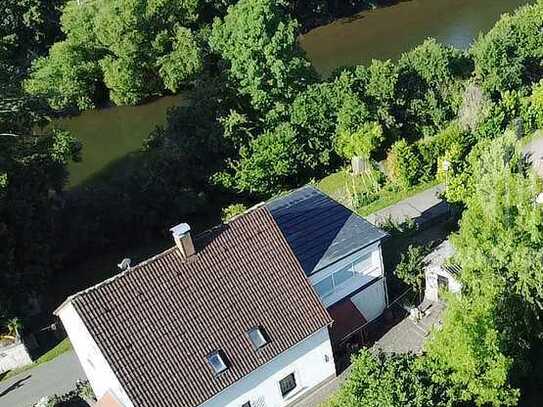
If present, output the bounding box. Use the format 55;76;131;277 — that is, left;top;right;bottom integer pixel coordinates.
317;168;439;216
0;338;72;382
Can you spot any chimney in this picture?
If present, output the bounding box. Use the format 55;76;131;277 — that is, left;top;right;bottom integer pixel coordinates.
170;223;195;258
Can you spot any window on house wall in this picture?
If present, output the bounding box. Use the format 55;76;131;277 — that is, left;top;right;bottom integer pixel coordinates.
315;275;334;297
279;372;297;397
333;265;354;286
241;402;251;407
437;275;449;292
353;252;373;274
314;251;375;299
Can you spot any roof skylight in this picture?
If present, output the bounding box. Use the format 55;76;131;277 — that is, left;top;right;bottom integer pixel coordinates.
207;351;228;375
247;327;269;350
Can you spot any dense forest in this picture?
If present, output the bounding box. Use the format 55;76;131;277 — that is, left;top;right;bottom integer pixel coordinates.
3;0;543;404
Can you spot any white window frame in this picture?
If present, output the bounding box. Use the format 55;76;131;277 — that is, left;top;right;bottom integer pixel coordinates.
313;250;376;299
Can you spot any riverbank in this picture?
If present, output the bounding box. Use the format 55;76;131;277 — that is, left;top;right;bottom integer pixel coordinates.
54;0;532;190
301;0;531;76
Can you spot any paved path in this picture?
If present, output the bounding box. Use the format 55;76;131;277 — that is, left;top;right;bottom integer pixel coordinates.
0;351;85;407
366;185;448;226
373;301;445;354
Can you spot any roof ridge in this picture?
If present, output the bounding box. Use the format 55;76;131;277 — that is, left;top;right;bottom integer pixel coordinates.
54;246;178;314
54;205;273;313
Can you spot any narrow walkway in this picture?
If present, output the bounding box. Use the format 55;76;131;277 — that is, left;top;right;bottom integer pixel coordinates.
0;350;84;407
373;301;445;354
366;185;447;227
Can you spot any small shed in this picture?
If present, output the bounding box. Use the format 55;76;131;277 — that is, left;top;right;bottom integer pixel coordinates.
424;240;462;302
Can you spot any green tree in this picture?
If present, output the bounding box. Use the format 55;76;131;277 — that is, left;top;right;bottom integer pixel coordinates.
325;350;444;407
395;244;426;302
472;1;543;95
0;102;80;316
335;122;384;161
425;277;519;407
289;82;341;175
26;0;205;109
427;133;543;406
209;0;316;116
226;123;299;195
0;0;65;69
25;40;101;110
157;26;203;92
396;39;470;136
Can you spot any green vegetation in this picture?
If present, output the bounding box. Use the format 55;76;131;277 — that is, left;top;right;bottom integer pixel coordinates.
394;244;427;301
317;169;438;216
25;0;207;109
34;378;94;406
325;350;444;407
4;0;543;403
35;338;73;365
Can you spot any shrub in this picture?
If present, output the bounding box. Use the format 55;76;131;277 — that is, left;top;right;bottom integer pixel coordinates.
395;244;428;301
325;349;444;407
221;203;248;222
335;122;384;161
378;216;417;237
416;122;473;180
530;80;543;128
34;380;95;406
386;139;422;189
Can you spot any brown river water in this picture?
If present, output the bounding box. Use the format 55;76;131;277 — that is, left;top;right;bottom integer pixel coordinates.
58;0;532;187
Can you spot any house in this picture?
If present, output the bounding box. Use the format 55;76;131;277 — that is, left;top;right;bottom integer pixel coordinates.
266;186;388;360
55;186;388;407
424;240;462;302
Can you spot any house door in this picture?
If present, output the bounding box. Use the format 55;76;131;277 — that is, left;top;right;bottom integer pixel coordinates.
437;275;449;300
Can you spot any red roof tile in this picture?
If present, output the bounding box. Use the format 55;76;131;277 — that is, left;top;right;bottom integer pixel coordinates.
70;208;331;407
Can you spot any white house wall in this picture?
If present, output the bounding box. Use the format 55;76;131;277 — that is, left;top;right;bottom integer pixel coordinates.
58;303;133;407
309;243;384;308
425;267;462;302
350;278;387;322
199;327;335;407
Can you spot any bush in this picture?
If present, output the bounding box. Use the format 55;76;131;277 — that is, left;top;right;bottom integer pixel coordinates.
325;350;445;407
395;244;428;301
221;203;248;222
416;122;472;180
386;139;422;189
34;380;95;407
529;80;543;129
335;122;384;161
378;216;417;237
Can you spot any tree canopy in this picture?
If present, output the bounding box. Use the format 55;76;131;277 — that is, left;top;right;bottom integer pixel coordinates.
25;0;206;109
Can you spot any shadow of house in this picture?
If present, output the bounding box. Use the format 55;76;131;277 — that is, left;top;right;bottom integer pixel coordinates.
0;375;31;398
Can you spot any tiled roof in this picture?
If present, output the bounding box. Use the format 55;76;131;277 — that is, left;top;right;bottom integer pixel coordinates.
267;186;388;276
69;208;331;407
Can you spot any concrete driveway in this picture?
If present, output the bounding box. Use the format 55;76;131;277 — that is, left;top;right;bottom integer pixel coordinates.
0;350;85;407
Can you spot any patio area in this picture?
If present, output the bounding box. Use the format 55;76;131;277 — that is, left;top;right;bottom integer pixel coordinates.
373;300;445;354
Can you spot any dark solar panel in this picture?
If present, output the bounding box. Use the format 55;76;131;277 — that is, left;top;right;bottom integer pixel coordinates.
267;186;388;275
